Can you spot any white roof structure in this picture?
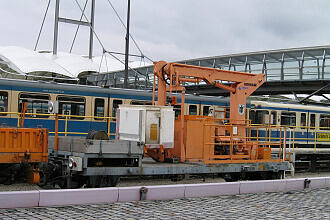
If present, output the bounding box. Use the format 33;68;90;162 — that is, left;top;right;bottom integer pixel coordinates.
0;46;151;80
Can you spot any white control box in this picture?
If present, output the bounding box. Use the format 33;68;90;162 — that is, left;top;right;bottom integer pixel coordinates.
117;105;174;148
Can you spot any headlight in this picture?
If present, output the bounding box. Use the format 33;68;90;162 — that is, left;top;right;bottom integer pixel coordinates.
68;158;74;169
68;156;81;171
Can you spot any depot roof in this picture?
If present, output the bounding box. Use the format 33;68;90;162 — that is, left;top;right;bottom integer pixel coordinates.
0;46;150;80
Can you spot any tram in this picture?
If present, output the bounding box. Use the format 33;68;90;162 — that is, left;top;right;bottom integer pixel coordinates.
0;78;329;148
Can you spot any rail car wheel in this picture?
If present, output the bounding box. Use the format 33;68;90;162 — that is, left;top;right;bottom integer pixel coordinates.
272;170;284;179
223;173;240;182
87;175;119;188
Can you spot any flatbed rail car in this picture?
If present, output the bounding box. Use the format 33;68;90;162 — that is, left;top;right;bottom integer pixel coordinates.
82;163;291;184
84;160;290;180
45;136;290;188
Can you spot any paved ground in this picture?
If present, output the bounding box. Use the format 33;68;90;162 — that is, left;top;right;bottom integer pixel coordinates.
0;187;329;219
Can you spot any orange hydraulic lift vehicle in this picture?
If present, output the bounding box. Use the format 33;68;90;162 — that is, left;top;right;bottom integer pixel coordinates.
148;61;284;164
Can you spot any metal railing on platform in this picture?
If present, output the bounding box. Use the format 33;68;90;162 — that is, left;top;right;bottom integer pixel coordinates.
0;112;117;137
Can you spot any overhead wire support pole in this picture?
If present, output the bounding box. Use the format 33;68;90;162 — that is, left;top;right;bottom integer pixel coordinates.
106;0;147;59
124;0;131;88
89;0;95;59
53;0;60;55
53;0;96;58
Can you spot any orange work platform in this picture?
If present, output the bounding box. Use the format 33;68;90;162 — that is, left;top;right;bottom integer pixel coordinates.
165;115;284;164
0;127;48;164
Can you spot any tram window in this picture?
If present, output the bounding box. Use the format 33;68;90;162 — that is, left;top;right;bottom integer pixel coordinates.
225;107;230;119
281;112;296;127
270;111;277;125
18;93;49;118
131;100;152;105
253;110;269;125
173;105;181;119
300;113;307;128
249;110;256;124
94;98;104;120
188;105;197;115
310;114;315;129
214;107;225;119
57;96;85;120
203;106;210;116
0;91;8;116
320;114;330;130
112;99;122;117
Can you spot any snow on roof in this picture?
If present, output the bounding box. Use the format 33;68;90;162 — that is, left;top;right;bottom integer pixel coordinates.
0;46;151;79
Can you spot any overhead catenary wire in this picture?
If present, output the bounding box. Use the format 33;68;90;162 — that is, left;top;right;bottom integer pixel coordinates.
105;0;153;63
34;0;52;51
74;0;106;50
106;0;142;54
69;0;89;53
103;50;148;77
34;0;153;62
73;0;149;79
32;0;151;83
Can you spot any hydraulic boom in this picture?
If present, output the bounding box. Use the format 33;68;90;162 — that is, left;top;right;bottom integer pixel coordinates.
148;61;279;164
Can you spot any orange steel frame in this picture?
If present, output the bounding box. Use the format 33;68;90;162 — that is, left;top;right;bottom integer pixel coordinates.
150;61;282;163
0;102;48;184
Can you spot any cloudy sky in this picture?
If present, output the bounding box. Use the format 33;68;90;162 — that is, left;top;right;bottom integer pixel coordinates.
0;0;330;62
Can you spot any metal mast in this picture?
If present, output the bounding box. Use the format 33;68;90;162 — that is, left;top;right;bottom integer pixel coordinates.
124;0;131;88
53;0;95;59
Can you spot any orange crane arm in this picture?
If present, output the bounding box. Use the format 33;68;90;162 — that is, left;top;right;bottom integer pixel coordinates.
152;61;265;124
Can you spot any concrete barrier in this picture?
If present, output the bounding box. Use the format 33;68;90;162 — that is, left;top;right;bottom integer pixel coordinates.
145;184;186;201
39;188;118;207
325;177;330;187
118;186;141;202
1;177;329;209
263;179;287;193
185;182;240;198
284;178;305;191
309;177;326;189
0;191;39;209
239;180;287;194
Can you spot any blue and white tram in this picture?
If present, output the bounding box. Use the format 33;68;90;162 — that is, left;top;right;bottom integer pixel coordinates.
0;78;229;137
248;100;330;148
0;78;329;148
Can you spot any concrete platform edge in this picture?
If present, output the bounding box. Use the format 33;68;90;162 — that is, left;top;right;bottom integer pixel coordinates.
0;177;329;209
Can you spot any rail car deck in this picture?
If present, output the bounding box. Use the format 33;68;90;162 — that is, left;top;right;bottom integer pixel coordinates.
82;158;290;176
48;136;290;180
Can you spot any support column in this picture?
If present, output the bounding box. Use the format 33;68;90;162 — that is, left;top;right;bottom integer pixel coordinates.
299;51;304;80
53;0;60;55
280;53;285;81
88;0;95;59
317;58;320;79
124;0;131;88
322;50;326;79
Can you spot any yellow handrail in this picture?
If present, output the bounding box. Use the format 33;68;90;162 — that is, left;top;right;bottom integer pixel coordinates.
1;111;329;141
0;111;116;137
